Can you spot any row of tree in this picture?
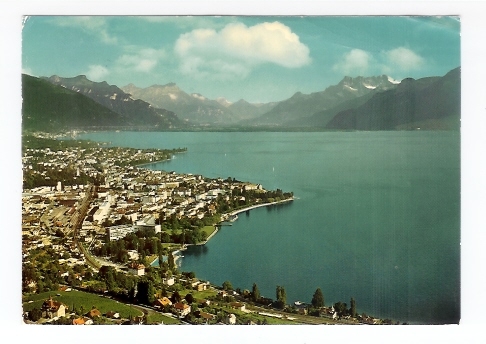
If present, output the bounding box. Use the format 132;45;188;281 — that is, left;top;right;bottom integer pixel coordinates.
220;281;358;319
311;287;357;318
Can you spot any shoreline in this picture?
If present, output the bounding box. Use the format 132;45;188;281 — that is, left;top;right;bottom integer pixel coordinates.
226;197;295;218
175;197;295;261
134;151;187;168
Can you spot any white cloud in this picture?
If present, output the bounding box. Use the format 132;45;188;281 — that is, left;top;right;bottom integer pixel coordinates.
174;21;311;79
333;49;371;76
115;48;166;73
86;65;109;81
52;16;117;44
384;47;424;71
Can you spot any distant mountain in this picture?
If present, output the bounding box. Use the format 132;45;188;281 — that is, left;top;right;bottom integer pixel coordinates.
121;83;276;124
325;67;460;130
22;74;126;132
226;99;277;121
285;92;376;128
29;68;459;132
215;97;233;107
246;75;399;126
121;83;234;124
43;75;183;129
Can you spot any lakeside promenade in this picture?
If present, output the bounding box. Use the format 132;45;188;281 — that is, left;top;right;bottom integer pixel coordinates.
177;197;295;260
227;197;294;218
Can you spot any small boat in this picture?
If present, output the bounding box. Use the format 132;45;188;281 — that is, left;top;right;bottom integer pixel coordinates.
228;214;238;222
294;301;304;306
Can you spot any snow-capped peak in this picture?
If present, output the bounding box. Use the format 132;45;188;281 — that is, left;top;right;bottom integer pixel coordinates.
216;97;233;107
192;93;206;101
387;76;401;85
363;84;376;90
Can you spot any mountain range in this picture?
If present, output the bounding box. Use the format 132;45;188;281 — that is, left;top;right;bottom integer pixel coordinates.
42;75;182;130
324;67;460;130
245;75;400;127
121;83;277;124
22;67;460;132
22;74;125;132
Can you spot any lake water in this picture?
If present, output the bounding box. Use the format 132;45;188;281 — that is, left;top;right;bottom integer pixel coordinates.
80;130;460;324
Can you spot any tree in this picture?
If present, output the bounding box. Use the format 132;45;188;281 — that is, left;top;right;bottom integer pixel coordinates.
168;252;175;270
334;301;348;317
185;293;195;304
252;283;260;302
350;297;357;318
275;285;286;309
311;288;325;308
171;290;182;303
222;280;233;291
28;308;42;322
137;280;156;305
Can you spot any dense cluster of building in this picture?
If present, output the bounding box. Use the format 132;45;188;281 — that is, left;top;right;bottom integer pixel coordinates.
22;141;271;274
21;136;301;325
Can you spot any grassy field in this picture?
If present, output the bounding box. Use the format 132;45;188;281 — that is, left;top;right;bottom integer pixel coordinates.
22;290;143;319
217;305;297;325
178;288;219;300
146;311;181;325
201;225;216;238
161;243;182;249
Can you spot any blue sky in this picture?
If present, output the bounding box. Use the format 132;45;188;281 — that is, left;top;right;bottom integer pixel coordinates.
22;15;460;103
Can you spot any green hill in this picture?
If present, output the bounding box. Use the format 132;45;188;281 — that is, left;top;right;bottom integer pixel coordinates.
22;74;125;132
44;75;183;129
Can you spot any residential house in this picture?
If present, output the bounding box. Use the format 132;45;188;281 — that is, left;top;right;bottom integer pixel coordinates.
230;302;246;312
72;317;85;325
127;262;145;276
173;302;191;318
163;277;175;286
225;313;237;325
105;311;120;319
86;308;101;319
41;296;67;319
153;297;172;309
199;311;215;324
197;299;211;307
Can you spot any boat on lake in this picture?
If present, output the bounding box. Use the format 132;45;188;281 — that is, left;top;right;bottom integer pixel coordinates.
228;214;238;222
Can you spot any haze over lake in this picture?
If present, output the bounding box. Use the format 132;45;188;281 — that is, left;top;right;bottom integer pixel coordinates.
81;130;460;324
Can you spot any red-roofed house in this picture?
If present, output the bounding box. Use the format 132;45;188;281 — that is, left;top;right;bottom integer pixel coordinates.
173;302;191;318
86;308;101;319
153;297;172;309
72;317;85;325
41;296;67;319
230;302;246;311
127;262;145;276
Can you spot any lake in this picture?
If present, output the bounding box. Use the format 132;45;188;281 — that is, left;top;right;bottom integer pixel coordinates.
80;130;460;324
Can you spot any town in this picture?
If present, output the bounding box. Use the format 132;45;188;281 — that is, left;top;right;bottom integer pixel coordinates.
21;133;395;325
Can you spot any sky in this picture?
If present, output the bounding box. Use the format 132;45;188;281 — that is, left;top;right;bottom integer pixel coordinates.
21;15;460;103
